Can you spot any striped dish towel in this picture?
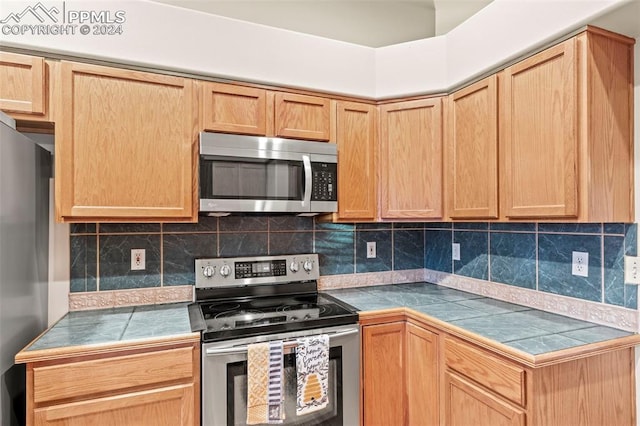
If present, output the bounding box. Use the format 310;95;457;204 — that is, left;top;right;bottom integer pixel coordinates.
296;334;330;416
247;341;284;424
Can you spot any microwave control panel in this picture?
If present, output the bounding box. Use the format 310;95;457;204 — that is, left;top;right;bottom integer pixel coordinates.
311;162;337;201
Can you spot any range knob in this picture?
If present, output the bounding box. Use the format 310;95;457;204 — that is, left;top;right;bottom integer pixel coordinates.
202;265;215;278
289;261;299;273
219;264;231;278
303;259;313;273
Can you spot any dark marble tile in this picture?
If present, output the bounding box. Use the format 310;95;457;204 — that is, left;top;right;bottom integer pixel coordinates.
625;285;637;309
315;231;354;275
454;231;488;280
99;235;161;290
98;223;161;234
423;222;452;229
603;236;624;306
218;215;268;232
453;222;489;230
393;222;425;229
538;234;602;302
489;223;536;232
560;326;631;343
455;298;530;315
269;232;313;255
538;223;602;234
356;230;392;273
162;216;217;233
424;230;452;272
70;235;97;293
625;223;637;256
314;222;354;231
269;216;313;231
603;223;625;235
219;232;268;257
163;234;217;286
505;334;585;355
489;232;536;289
70;223;97;234
394;230;425;271
356;223;392;230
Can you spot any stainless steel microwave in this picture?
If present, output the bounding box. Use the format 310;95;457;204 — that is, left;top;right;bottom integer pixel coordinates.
199;132;338;214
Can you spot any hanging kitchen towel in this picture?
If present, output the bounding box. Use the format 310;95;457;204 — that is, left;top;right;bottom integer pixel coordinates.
296;334;330;416
247;341;284;424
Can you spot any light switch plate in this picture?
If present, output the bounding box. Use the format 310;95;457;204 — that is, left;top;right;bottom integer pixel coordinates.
452;243;460;261
366;242;376;259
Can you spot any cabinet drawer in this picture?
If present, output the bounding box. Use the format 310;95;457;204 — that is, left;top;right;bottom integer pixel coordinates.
444;338;525;406
33;347;194;404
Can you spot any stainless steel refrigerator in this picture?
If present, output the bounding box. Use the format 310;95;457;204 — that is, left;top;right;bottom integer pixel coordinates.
0;111;50;426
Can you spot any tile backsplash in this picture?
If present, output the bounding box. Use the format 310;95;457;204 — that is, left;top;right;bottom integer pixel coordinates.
70;218;638;310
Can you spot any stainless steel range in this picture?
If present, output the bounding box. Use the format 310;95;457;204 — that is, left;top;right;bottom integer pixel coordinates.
189;254;360;426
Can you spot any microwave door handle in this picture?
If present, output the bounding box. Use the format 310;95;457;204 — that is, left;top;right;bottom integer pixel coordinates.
302;155;312;209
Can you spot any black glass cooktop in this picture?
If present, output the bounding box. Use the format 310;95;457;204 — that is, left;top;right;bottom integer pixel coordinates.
193;292;358;342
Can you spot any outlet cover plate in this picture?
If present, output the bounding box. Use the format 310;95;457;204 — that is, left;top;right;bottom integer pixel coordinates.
624;256;640;285
571;251;588;277
131;249;146;271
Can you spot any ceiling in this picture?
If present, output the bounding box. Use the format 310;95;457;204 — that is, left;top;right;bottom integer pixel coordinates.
150;0;494;47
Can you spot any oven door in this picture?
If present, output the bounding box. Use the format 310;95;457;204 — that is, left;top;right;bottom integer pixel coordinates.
201;325;360;426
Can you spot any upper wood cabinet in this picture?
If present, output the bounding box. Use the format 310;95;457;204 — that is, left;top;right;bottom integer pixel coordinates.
445;75;499;220
56;61;198;222
274;92;331;141
335;101;378;221
500;27;634;221
201;82;268;135
379;98;443;220
0;52;46;116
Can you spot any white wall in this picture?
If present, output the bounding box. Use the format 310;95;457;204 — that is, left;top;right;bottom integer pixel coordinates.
0;0;631;98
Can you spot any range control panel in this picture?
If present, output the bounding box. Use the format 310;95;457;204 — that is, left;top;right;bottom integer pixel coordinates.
195;254;319;288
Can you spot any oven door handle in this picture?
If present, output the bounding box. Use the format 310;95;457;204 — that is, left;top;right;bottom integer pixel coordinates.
205;327;359;357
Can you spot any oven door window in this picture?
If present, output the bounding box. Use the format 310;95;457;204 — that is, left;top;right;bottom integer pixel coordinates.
200;158;304;201
227;347;343;426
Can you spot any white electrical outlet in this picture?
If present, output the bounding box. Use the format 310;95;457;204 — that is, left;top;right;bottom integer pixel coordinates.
571;251;588;277
131;249;146;271
366;242;376;259
367;241;376;259
624;256;640;284
452;243;460;261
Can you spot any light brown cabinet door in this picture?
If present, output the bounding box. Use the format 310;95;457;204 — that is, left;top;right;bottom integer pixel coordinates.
379;98;443;219
335;101;378;221
445;372;525;426
56;61;197;222
0;52;46;115
406;323;439;426
201;82;267;135
362;322;405;426
33;384;195;426
274;93;330;141
446;75;498;219
500;38;578;219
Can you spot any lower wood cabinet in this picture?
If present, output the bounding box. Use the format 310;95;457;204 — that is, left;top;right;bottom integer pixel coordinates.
23;341;200;426
361;312;636;426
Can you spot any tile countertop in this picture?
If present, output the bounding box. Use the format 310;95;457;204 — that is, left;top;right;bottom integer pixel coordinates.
17;302;196;361
326;282;635;356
